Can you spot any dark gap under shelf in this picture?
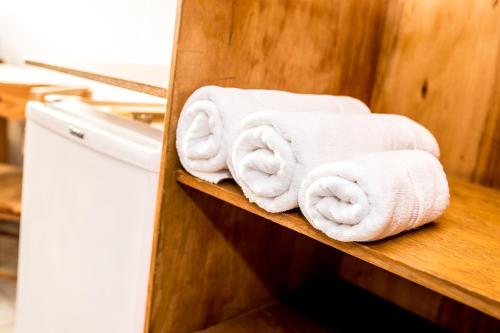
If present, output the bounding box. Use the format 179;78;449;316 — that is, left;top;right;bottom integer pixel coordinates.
196;279;449;333
176;169;500;320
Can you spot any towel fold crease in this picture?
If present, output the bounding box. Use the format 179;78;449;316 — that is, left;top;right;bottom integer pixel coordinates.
230;111;439;212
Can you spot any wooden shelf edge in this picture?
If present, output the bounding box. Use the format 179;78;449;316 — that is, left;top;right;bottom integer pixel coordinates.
175;169;500;320
26;60;168;98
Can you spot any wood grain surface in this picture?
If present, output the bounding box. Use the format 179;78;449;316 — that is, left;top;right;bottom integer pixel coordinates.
355;0;500;325
148;1;387;331
147;0;500;332
371;0;500;187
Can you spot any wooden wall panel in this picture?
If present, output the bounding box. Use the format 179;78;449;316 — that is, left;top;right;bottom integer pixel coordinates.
149;0;387;332
370;0;500;187
150;188;327;332
217;0;386;102
352;2;500;330
150;0;500;332
473;64;500;187
340;256;443;322
174;0;387;101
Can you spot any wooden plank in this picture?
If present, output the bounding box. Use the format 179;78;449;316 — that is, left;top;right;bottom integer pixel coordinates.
26;61;168;98
370;0;500;187
175;170;500;320
361;1;500;321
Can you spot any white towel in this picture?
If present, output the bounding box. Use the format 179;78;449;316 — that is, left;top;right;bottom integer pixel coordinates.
176;86;370;183
230;111;439;212
298;150;449;242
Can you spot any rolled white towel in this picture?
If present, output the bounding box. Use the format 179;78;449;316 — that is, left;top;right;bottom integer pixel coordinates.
230;111;439;212
298;150;449;242
176;86;370;183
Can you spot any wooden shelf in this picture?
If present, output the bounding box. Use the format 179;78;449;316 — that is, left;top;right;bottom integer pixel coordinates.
176;170;500;320
26;60;168;98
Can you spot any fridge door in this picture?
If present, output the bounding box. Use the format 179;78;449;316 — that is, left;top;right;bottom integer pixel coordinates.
16;102;161;333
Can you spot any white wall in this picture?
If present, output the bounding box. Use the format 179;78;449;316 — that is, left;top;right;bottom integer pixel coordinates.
0;0;177;67
0;0;177;165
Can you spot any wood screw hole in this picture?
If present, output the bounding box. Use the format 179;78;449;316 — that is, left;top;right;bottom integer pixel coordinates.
421;80;428;99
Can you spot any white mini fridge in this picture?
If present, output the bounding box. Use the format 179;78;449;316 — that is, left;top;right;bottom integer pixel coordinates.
16;100;163;333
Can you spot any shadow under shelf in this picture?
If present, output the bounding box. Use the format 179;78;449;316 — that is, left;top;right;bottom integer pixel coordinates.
196;279;448;333
176;169;500;320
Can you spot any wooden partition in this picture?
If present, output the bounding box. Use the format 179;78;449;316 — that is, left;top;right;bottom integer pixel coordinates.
344;1;500;328
371;0;500;187
147;0;500;332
